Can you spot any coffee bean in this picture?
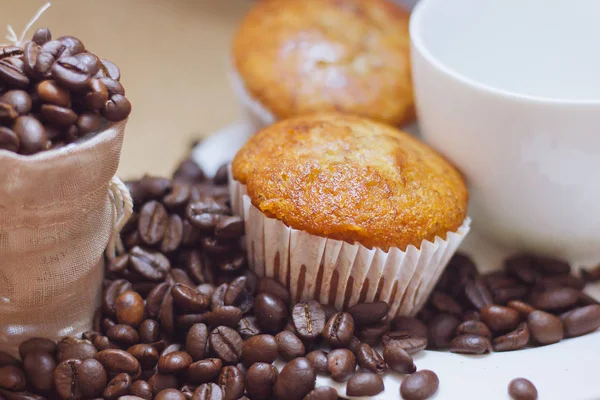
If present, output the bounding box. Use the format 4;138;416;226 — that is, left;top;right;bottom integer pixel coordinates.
131;380;154;400
306;350;328;374
33;28;51;45
104;373;132;399
187;358;222;384
172;158;206;183
346;371;384;396
527;310;564;345
186;323;209;361
139;319;160;344
83;78;108;109
326;349;356;382
35;40;64;76
54;360;83;400
531;256;570;275
455;320;492;339
581;265;600;283
206;306;243;327
138;201;168;245
382;338;415;374
450;334;492;354
209;326;243;365
116;290;145;327
255;293;288;333
391;316;428;338
127;344;159;370
504;255;540;285
40;104;77;126
1;90;31;114
275;330;306;361
191;383;223;400
348;301;388;325
258;277;290;304
163;183;191;210
157;351;193;374
302;386;337;400
241;334;278;365
0;351;20;367
0;101;18;123
107;324;140;346
507;300;536;318
215;216;244;239
274;357;316;400
563;305;600;337
79;359;108;398
98;58;121;80
103;280;133;316
51;55;91;90
130;246;171;281
493;322;530;351
356;343;386;374
464;278;494;310
170;268;195;287
323;312;354;348
186;199;227;231
538;274;586;291
185;249;214;284
171;284;209;313
145;283;171;319
357;317;391;345
430;291;463;315
400;370;439;400
93;335;119;351
57;36;85;57
216;253;246;273
19;338;56;359
148;373;179;394
155;389;185;400
0;59;29;88
481;305;520;333
0;366;26;391
97;349;141;376
529;288;580;311
218;366;244;400
198;283;216;299
0;126;18;152
508;377;538;400
237;316;261;339
382;331;428;354
13;116;48;154
35;80;69;107
103;317;117;333
102;93;132;121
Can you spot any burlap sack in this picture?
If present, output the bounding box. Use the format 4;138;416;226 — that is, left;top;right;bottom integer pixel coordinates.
0;121;128;356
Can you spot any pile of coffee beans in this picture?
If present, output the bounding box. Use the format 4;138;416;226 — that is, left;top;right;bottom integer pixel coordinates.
0;28;131;154
1;158;599;400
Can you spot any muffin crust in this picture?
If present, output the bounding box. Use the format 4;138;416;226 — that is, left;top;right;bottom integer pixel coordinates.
232;113;468;251
233;0;415;126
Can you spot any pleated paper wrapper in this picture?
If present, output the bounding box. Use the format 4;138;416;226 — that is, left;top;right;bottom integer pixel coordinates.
0;121;126;356
229;174;471;317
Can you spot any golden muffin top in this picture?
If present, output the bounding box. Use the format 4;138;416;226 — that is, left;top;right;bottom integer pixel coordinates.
232;0;415;126
232;113;468;251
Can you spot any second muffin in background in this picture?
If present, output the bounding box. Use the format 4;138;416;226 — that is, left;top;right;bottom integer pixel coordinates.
230;113;470;317
232;0;415;129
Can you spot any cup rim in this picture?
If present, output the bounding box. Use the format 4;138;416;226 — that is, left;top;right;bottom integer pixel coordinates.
409;0;600;105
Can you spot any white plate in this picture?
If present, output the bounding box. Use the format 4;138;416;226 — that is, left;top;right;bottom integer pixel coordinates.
192;122;600;400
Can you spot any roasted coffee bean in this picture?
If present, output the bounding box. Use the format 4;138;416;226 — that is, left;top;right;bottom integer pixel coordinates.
159;293;175;336
529;288;580;311
173;158;206;183
160;215;184;253
255;293;288;333
57;36;84;56
0;365;26;391
186;323;209;361
145;283;171;319
102;93;131;121
116;290;145;327
356;343;386;374
131;380;153;400
562;305;600;337
51;56;91;90
538;274;586;291
139;319;160;344
191;383;223;400
348;301;388;325
493;322;530;352
205;306;243;327
185;249;214;284
508;377;538;400
223;276;247;306
97;58;120;80
170;268;195;287
19;337;56;359
171;284;209;313
430;291;463;315
464;278;494;310
176;314;208;329
104;373;132;399
1;90;32;114
186;199;227;231
215;216;244;239
274;357;316;400
155;389;185;400
427;313;461;349
158;351;193;374
97;349;141;376
218;366;244;400
581;265;600;283
216;253;246;272
130;246;171;281
357;317;391;345
0;126;18;152
83;78;108;109
77;358;108;398
302;386;337;400
35;80;69;107
102;317;117;333
0;351;20;368
93;335;119;351
481;305;520;333
235;316;261;340
382;331;427;354
490;280;531;304
103;279;133;316
507;300;536;317
323;312;355;348
0;59;29;88
163;183;191;210
53;360;82;399
107;324;140;346
148;373;179;394
326;349;356;382
187;358;222;384
240;363;276;400
209;326;243;365
346;372;384;396
241;334;278;365
197;283;216;299
455;320;492;339
200;237;237;256
0;45;23;59
306;350;328;374
257;277;290;304
276;330;306;361
33;28;51;45
504;255;540;285
400;370;439;400
138;200;168;245
127;344;159;370
527;310;564;345
0;101;18;123
13;116;48;154
108;254;129;274
531;256;570;275
382;340;415;374
34;40;64;76
450;334;492;354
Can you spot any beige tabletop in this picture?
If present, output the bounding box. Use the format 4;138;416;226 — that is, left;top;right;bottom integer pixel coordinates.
1;0;252;179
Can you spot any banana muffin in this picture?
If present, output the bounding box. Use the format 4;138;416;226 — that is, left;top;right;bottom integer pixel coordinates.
232;0;415;127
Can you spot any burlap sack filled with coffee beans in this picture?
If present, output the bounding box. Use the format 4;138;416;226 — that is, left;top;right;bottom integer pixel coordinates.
0;121;126;356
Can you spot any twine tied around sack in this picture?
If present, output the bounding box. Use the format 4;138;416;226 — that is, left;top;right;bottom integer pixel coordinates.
106;176;133;260
1;2;51;47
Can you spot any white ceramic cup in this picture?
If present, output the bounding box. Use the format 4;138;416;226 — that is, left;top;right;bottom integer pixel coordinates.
410;0;600;265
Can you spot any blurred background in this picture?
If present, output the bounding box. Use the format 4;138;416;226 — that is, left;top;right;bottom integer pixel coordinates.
0;0;418;178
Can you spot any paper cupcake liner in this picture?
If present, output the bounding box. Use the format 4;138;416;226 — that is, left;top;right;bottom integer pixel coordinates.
229;172;471;317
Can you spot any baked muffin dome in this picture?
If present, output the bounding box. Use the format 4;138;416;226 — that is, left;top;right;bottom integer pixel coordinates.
232;0;415;126
232;113;468;251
